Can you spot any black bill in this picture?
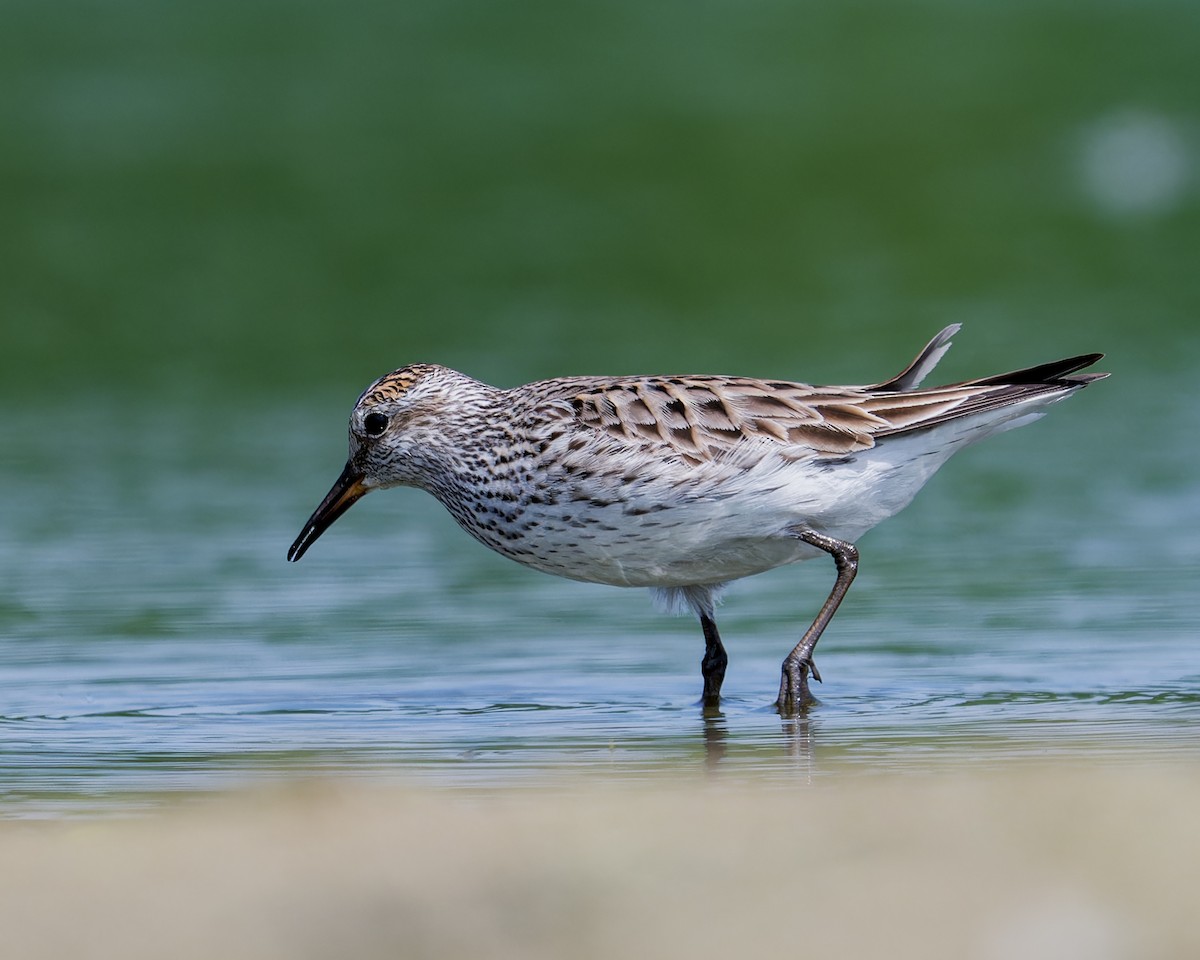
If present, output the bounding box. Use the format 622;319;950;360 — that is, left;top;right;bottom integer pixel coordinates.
287;462;370;561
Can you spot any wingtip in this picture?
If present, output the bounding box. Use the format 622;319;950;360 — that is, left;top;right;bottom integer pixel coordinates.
970;351;1109;388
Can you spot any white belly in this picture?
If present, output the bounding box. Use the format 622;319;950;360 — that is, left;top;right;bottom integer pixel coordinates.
455;430;960;589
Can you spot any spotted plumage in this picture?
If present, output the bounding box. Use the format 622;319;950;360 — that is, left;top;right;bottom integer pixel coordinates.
289;325;1107;713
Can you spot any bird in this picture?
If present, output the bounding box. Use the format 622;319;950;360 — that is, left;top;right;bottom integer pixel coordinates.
288;325;1107;714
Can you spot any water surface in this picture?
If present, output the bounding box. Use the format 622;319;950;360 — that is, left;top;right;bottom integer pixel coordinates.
2;0;1198;817
2;375;1197;816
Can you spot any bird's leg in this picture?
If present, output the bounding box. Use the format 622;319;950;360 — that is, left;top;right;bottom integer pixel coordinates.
776;530;859;715
699;613;728;707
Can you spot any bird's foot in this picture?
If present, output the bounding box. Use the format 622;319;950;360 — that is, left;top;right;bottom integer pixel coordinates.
700;640;728;710
775;656;821;716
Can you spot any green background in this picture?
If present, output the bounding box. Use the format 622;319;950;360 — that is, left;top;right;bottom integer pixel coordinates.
3;0;1196;401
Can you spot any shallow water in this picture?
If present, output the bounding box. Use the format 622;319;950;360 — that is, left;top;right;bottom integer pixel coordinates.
3;0;1199;817
2;374;1198;817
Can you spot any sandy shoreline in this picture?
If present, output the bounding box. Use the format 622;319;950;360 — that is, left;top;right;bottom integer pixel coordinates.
3;764;1198;960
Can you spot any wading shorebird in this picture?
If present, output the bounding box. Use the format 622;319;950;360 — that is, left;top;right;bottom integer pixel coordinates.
288;325;1106;714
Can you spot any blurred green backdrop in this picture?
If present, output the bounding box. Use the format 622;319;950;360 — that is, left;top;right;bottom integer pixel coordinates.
2;0;1196;400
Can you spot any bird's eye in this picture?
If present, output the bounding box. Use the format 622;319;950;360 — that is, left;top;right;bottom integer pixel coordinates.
362;412;389;437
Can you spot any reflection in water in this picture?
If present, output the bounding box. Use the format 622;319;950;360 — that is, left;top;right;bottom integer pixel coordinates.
700;703;816;778
700;705;727;770
778;714;816;781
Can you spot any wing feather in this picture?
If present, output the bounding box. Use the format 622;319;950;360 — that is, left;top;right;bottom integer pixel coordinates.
548;331;1106;465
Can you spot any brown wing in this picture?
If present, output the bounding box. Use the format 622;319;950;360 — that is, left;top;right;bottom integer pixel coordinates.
563;356;1105;464
568;377;884;461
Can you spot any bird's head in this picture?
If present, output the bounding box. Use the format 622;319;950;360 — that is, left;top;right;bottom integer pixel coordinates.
287;363;462;561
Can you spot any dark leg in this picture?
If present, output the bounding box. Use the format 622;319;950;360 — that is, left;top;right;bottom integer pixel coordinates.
700;613;728;706
776;530;859;715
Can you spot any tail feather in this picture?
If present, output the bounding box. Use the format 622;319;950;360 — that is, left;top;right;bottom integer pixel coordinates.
869;339;1108;441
